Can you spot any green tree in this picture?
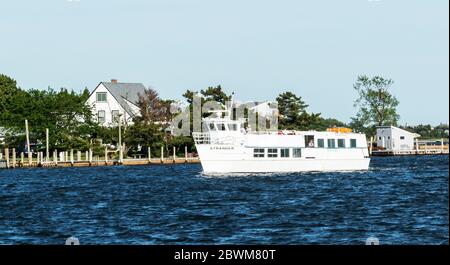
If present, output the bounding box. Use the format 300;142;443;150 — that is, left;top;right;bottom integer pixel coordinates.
136;87;174;124
183;85;231;113
200;85;231;105
276;91;321;130
400;123;449;139
1;86;98;151
309;117;348;131
0;74;19;115
352;75;400;130
166;135;196;156
182;85;232;133
123;122;165;155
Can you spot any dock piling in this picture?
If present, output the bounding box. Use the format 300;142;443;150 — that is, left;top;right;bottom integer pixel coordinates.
415;138;419;154
54;150;58;165
12;148;16;168
5;148;10;168
45;128;49;162
173;146;176;163
25;120;32;166
5;148;9;168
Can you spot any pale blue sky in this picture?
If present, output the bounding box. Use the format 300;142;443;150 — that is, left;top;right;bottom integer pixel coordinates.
0;0;448;125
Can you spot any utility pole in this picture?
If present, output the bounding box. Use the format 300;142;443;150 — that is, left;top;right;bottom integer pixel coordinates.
118;114;123;163
25;120;31;166
46;128;49;162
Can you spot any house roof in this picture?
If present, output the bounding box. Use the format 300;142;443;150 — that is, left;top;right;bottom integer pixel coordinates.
101;81;146;117
376;125;421;138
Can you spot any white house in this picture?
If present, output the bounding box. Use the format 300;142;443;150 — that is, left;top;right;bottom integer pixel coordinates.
376;126;420;151
86;79;146;127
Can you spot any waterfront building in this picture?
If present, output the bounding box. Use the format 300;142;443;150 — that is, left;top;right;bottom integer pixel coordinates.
85;79;146;127
376;126;420;151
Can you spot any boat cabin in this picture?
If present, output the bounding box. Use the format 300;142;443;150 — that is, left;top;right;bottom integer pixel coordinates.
203;119;243;133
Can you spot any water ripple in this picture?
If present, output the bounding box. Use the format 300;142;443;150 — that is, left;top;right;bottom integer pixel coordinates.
0;155;448;245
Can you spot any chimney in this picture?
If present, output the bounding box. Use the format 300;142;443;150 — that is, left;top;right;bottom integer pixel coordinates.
111;79;118;84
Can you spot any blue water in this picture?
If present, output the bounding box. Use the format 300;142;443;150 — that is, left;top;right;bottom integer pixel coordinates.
0;155;448;245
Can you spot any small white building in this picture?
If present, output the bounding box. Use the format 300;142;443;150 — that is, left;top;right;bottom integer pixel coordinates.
376;126;420;151
86;79;146;127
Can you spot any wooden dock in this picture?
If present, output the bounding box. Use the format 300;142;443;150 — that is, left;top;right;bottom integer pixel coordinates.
371;149;449;156
0;157;200;169
370;144;449;156
0;146;200;170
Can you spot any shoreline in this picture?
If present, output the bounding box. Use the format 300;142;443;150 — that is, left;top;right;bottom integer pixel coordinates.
0;157;201;170
2;153;449;170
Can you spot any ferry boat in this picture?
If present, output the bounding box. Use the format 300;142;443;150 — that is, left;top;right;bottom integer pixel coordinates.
192;104;370;173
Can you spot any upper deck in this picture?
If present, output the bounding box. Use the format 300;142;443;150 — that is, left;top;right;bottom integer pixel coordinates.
192;118;368;149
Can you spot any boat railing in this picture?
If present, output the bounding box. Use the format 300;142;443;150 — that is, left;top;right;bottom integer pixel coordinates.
192;132;239;145
193;132;211;144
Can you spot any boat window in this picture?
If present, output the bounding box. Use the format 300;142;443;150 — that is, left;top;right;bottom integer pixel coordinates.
317;139;325;148
227;123;237;131
305;135;315;148
350;139;357;148
327;139;336;148
267;148;278;158
400;136;405;140
253;148;265;158
280;148;290;158
217;123;226;131
338;139;345;148
293;148;301;158
208;123;215;131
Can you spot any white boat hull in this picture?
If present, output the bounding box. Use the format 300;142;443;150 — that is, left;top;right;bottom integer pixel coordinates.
193;122;371;174
199;158;370;173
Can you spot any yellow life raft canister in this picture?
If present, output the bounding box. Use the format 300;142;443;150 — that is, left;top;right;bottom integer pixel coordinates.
326;127;352;133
